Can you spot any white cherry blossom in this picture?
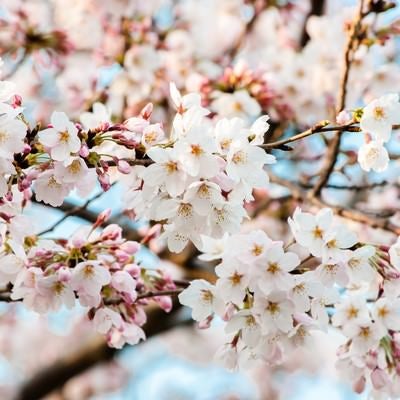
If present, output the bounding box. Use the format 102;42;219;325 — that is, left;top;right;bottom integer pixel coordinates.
178;279;224;321
357;140;389;173
38;111;80;162
360;93;400;142
253;291;294;334
225;310;261;347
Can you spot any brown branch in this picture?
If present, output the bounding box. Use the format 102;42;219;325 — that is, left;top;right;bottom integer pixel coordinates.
1;53;26;80
270;173;400;236
105;158;153;167
36;184;116;236
310;197;400;236
15;304;191;400
299;0;326;48
298;180;396;191
260;121;359;150
227;1;266;60
309;0;367;198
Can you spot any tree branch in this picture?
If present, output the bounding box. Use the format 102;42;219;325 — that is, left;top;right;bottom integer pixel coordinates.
260;121;358;150
299;0;326;48
309;0;366;198
36;185;116;236
270;173;400;236
15;304;191;400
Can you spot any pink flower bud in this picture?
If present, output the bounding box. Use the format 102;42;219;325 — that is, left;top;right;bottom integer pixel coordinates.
141;224;161;244
33;249;48;257
125;263;140;278
222;303;236;321
18;178;31;191
140;103;153;120
5;191;13;201
72;237;85;248
353;376;366;394
115;249;129;263
22;144;31;155
336;110;352;125
98;173;111;191
99;122;110;131
120;241;140;255
23;188;32;202
117;160;131;174
366;351;378;369
12;94;22;108
94;208;112;228
124;117;149;133
155;296;173;312
371;368;389;390
26;169;40;181
79;144;89;158
111;270;137;294
198;315;213;329
132;306;147;326
101;224;122;241
58;268;72;282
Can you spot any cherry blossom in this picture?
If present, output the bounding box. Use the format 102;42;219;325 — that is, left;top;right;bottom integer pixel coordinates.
357;140;389;172
360;94;400;142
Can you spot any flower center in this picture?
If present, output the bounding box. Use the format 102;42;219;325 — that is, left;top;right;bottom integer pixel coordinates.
373;106;386;120
245;315;256;326
164;161;178;174
348;258;360;269
144;131;158;145
0;131;9;143
312;226;323;239
198;184;211;199
233;102;243;112
359;326;371;339
201;289;213;304
190;144;203;156
267;262;280;274
267;302;280;315
229;271;243;286
377;306;389;318
220;138;232;151
178;203;193;218
252;244;263;256
52;281;65;295
232;150;246;164
326;239;337;249
48;176;61;189
83;264;94;278
59;131;70;143
67;160;81;174
366;147;380;161
346;305;359;319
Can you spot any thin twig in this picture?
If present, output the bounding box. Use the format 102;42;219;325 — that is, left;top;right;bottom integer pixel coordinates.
309;0;367;198
260;121;357;150
299;0;326;48
1;53;26;80
270;173;400;237
37;183;116;236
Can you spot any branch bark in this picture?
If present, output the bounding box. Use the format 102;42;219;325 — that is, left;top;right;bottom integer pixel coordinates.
15;305;190;400
309;0;366;198
299;0;326;48
270;173;400;236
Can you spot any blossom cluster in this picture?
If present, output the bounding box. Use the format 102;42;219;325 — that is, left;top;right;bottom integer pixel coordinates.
356;93;400;173
122;83;275;252
0;204;175;349
178;207;400;398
